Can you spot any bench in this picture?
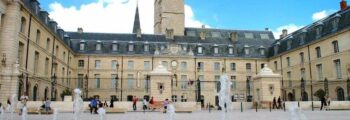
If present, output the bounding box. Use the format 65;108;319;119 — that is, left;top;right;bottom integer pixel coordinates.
105;108;127;113
18;108;54;114
175;108;193;113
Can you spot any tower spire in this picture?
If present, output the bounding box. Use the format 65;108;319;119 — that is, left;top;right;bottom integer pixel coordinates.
132;1;141;34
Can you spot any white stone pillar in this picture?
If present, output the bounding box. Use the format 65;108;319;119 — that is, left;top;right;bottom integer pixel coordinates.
0;0;21;102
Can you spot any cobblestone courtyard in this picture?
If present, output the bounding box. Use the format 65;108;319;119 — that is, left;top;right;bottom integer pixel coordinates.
2;110;349;120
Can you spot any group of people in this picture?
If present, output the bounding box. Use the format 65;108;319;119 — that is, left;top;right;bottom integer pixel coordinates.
272;96;283;109
132;96;170;113
40;98;51;114
89;97;114;114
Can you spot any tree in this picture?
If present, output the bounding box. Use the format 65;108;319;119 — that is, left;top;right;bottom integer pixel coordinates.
60;88;72;101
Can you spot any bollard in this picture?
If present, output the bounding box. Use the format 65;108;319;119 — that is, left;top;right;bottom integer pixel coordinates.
298;101;300;107
311;101;314;111
255;102;258;112
241;102;243;112
209;102;211;113
283;102;286;112
269;102;271;112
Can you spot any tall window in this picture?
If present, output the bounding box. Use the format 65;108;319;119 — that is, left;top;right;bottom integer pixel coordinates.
46;38;50;50
315;47;321;58
34;52;39;74
231;76;236;90
18;42;24;67
20;17;26;33
301;68;306;79
199;75;204;89
45;58;49;75
286;57;291;67
300;52;305;63
230;63;236;71
63;52;66;62
77;74;84;88
55;46;59;56
128;61;134;70
246;63;252;73
127;74;134;89
181;75;188;90
287;72;292;87
215;75;220;92
214;62;220;71
274;61;278;70
162;61;168;69
111;74;117;88
95;60;101;69
332;41;339;53
78;60;84;68
62;67;65;84
197;62;204;71
334;59;342;79
316;64;323;80
111;60;117;69
36;30;41;43
180;62;187;71
144;61;151;70
95;74;101;88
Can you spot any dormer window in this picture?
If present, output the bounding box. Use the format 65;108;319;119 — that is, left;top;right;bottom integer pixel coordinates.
316;22;323;39
128;42;134;52
79;40;86;51
198;44;203;54
287;40;292;50
259;46;265;56
274;41;280;55
300;29;307;45
96;40;102;51
332;14;341;31
213;44;219;54
160;45;165;50
144;42;149;52
112;41;118;51
228;45;233;54
182;45;187;51
244;45;250;55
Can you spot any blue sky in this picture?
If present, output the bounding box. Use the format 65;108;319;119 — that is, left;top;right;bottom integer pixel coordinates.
39;0;341;38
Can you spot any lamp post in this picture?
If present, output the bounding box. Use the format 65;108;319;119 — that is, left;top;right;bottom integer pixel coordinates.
51;74;57;101
196;67;201;102
115;63;119;101
84;74;88;99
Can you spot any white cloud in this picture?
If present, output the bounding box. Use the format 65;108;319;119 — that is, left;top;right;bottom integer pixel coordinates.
48;0;207;34
312;10;336;21
272;24;304;39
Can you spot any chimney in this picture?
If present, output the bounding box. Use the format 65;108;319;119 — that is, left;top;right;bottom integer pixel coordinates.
30;0;40;15
136;29;142;38
201;25;206;29
40;11;49;24
341;0;348;10
77;27;83;33
199;31;206;40
49;20;58;33
265;28;269;31
57;28;64;40
230;32;238;43
280;29;288;38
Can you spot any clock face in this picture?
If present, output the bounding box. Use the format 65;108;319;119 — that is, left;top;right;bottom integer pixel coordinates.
171;60;178;67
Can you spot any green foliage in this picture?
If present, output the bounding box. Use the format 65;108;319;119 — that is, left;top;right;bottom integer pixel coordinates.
313;89;326;99
60;88;72;99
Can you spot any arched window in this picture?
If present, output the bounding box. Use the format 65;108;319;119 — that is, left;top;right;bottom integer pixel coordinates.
336;87;345;101
33;85;38;101
36;30;41;43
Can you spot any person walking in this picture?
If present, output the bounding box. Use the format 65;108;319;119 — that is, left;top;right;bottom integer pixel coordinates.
90;97;98;114
272;97;277;109
44;98;51;114
132;96;138;111
143;99;148;111
163;99;169;113
320;96;326;110
277;96;282;109
109;99;114;108
6;97;11;112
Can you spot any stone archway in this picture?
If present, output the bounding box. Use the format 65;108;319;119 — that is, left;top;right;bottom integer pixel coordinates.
33;84;38;101
302;91;308;101
336;87;345;101
287;92;295;101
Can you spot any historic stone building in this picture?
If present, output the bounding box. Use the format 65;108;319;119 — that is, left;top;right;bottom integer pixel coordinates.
0;0;349;106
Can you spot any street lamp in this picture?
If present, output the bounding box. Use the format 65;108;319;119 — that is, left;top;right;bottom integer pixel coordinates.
51;74;57;101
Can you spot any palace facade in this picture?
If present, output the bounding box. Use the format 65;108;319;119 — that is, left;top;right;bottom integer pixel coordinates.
0;0;349;105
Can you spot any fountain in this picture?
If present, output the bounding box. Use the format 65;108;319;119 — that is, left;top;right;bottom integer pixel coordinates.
218;73;232;120
10;94;17;120
73;88;84;120
53;108;59;120
288;102;307;120
21;106;27;120
167;103;175;120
